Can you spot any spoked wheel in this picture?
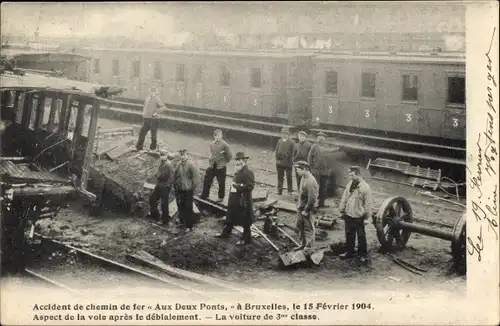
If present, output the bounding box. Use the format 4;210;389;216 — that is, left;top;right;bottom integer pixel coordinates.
451;213;467;275
374;197;413;251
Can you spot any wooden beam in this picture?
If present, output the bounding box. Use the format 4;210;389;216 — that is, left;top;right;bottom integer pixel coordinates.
127;250;254;294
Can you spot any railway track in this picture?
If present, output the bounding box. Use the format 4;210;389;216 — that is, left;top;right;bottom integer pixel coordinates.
24;233;254;299
98;99;466;167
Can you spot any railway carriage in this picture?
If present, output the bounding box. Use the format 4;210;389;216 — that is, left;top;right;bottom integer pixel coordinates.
86;48;465;145
311;53;466;142
88;48;313;124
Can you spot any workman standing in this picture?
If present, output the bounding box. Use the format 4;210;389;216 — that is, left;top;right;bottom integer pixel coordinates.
173;149;201;233
308;131;329;209
215;152;255;245
294;161;318;249
200;129;233;203
292;131;312;191
136;87;167;151
275;126;295;196
149;153;175;225
338;166;373;263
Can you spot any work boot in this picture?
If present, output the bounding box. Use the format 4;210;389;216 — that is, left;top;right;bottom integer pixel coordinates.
236;239;250;246
339;252;355;260
216;198;224;203
214;233;230;239
359;256;368;264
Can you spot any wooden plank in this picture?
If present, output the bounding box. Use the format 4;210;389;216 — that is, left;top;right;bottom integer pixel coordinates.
80;99;100;190
130;250;251;293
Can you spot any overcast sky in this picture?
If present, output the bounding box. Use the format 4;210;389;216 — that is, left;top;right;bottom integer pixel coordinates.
1;2;465;43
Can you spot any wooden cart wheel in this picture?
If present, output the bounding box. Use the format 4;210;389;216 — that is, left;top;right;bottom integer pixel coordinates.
451;213;466;275
375;196;413;251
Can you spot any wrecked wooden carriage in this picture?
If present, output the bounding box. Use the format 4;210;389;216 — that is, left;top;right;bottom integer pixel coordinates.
0;72;123;272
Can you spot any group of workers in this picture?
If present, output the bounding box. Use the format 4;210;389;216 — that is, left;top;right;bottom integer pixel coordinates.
139;86;373;260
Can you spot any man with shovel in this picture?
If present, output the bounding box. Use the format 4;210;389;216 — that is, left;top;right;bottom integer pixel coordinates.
294;161;319;249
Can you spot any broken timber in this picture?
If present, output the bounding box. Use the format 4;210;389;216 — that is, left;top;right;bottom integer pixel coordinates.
126;250;255;294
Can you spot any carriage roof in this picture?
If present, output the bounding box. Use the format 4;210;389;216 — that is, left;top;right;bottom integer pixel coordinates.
0;73;123;99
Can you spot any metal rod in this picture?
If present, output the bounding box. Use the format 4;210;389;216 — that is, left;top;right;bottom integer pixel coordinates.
396;221;453;241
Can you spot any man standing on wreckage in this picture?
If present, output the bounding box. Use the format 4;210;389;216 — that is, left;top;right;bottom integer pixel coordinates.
215;152;255;245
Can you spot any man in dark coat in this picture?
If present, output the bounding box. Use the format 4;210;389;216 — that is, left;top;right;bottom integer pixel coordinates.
294;161;318;249
200;129;233;203
292;130;312;191
215;152;255;245
275;126;295;196
308;131;329;208
173;149;201;233
149;153;175;225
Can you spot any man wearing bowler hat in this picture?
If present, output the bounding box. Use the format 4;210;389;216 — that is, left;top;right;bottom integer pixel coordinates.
292;130;312;191
274;126;295;196
215;152;255;245
200;129;233;203
308;131;329;209
294;160;318;249
136;86;167;151
338;166;372;263
173;149;201;233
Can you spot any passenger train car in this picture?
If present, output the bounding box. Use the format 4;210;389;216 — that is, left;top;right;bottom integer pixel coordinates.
85;48;465;145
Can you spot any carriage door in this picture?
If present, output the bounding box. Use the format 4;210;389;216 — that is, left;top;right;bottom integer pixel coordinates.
188;63;205;108
174;63;187;106
249;64;263;116
271;61;288;118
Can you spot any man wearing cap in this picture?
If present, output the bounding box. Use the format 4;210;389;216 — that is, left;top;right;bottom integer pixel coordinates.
294;161;319;249
173;149;201;233
292;131;312;191
136;87;167;151
200;129;233;203
274;126;295;196
149;153;175;225
338;166;372;262
215;152;255;245
308;131;329;208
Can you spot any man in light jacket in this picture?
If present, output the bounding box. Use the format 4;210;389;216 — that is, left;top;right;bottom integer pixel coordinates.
136;87;167;151
338;166;373;263
173;149;201;233
275;126;295;196
200;129;233;203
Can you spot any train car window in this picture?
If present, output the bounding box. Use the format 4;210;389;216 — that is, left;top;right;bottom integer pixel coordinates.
251;68;262;88
361;72;376;98
154;61;162;80
447;76;465;105
51;99;63;132
93;59;100;74
40;98;51;130
194;64;203;84
132;60;141;78
176;64;185;82
15;93;24;124
81;105;93;137
325;70;338;95
28;98;37;130
112;59;119;76
220;65;230;86
402;74;418;101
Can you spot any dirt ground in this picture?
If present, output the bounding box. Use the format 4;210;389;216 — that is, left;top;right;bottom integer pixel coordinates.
35;117;466;293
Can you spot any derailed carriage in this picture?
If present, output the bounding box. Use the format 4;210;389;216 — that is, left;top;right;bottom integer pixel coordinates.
0;72;122;273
